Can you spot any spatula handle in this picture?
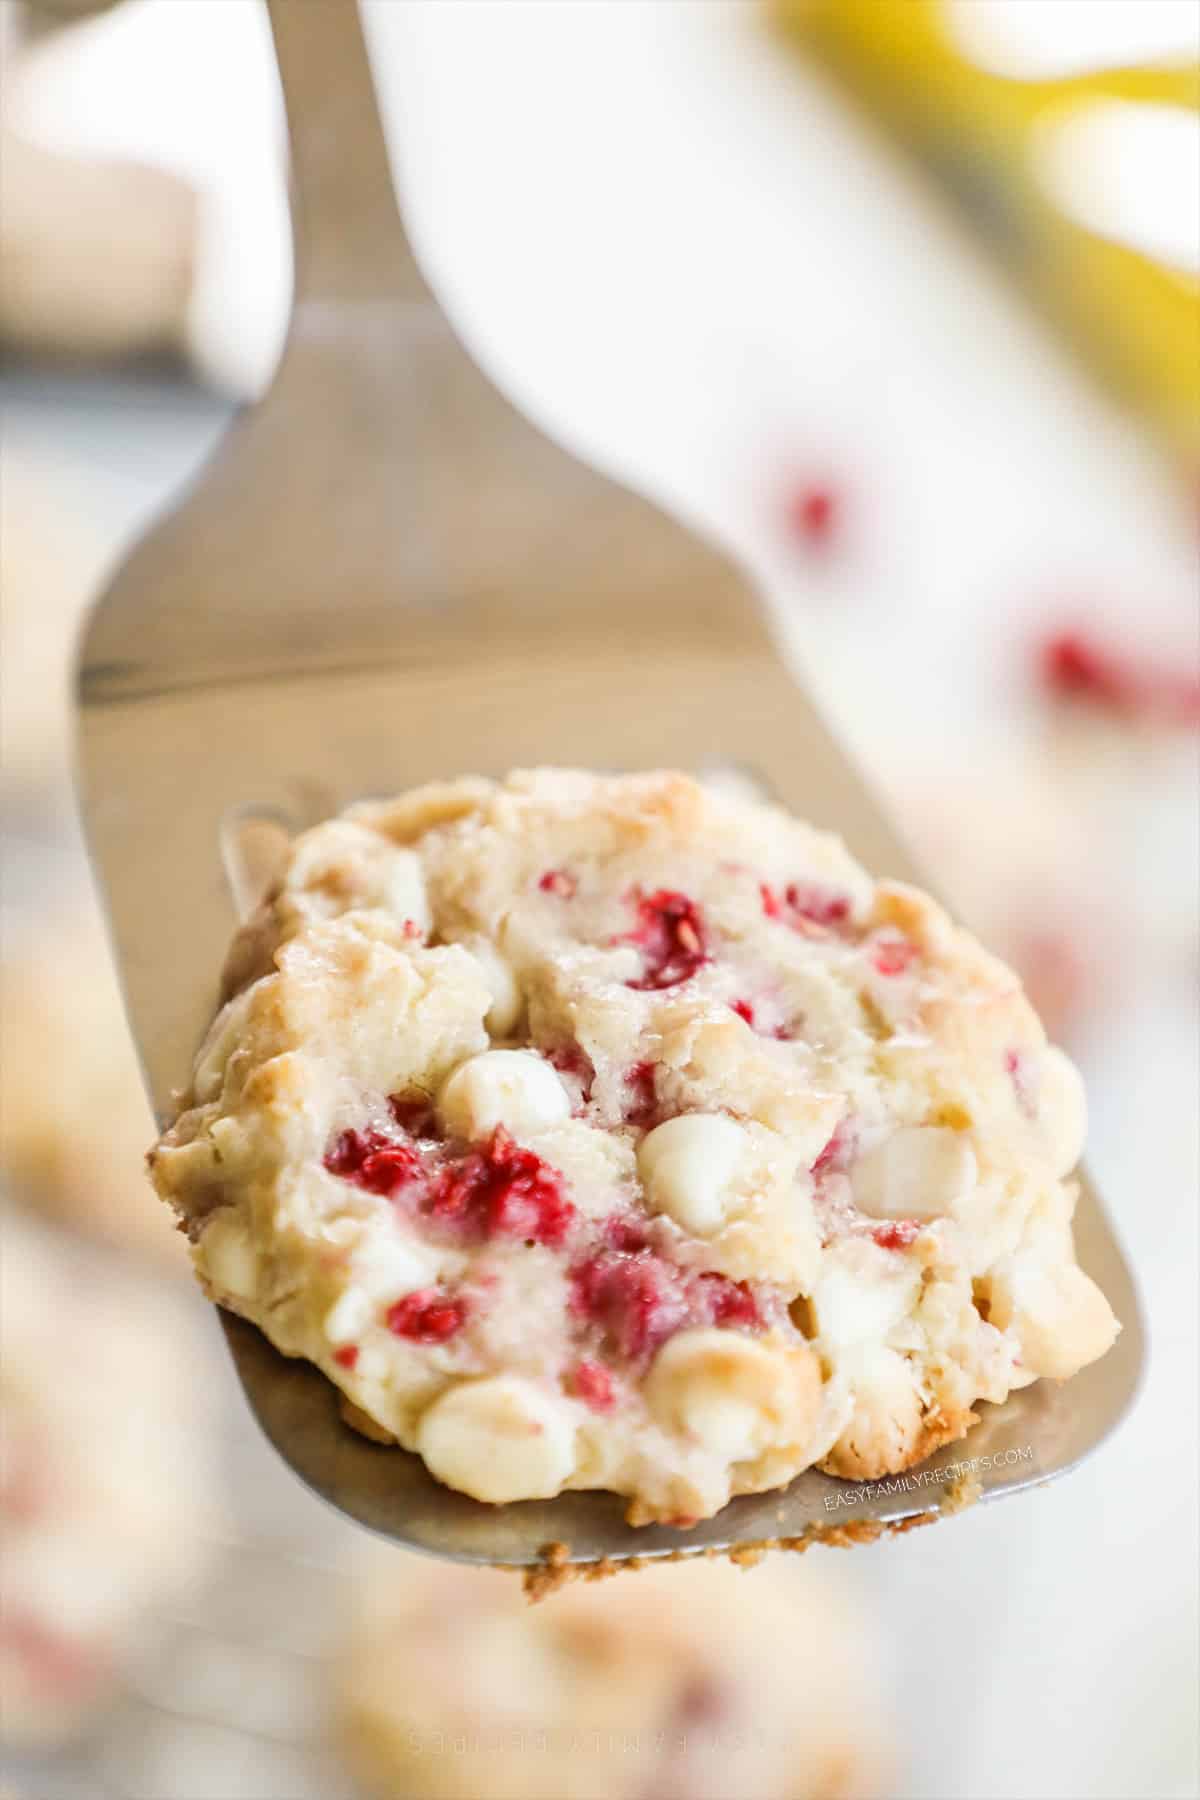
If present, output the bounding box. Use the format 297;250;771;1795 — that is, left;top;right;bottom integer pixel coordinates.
267;0;429;304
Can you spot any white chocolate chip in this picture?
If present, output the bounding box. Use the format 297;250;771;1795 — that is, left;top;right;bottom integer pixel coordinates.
812;1243;922;1348
438;1050;570;1142
1037;1047;1087;1176
824;1343;924;1480
323;1287;372;1345
377;851;432;935
644;1328;821;1462
637;1114;746;1237
465;938;523;1037
199;1211;258;1300
852;1125;976;1221
983;1256;1119;1379
352;1234;439;1306
416;1376;577;1503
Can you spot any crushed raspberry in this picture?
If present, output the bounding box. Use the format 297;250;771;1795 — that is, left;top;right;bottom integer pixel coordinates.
605;1215;655;1255
871;934;917;977
388;1092;438;1137
761;881;851;934
572;1241;762;1358
401;918;423;940
547;1041;596;1102
1039;628;1200;727
355;1143;423;1197
570;1248;690;1360
623;1060;659;1128
333;1344;359;1370
620;888;709;991
538;868;578;898
786;481;840;548
323;1127;390;1178
428;1126;575;1248
386;1289;467;1343
570;1360;615;1411
698;1272;761;1329
324;1128;422;1195
871;1220;921;1251
731;998;755;1026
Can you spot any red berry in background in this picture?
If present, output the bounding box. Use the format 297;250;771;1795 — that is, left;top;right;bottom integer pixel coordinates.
1038;627;1200;727
786;480;841;549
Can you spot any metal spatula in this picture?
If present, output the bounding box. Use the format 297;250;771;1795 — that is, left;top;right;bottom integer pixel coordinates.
76;0;1141;1570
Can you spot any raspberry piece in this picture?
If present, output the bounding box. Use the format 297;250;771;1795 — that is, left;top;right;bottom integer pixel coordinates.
386;1289;467;1343
787;481;840;548
547;1042;595;1102
355;1143;423;1197
428;1127;575;1248
731;998;755;1026
871;1220;921;1251
333;1345;359;1370
620;888;709;991
324;1128;423;1196
570;1360;615;1411
871;935;916;977
623;1060;659;1128
698;1271;761;1329
761;881;851;934
323;1128;390;1179
538;868;578;898
605;1215;654;1255
1039;628;1200;726
570;1248;690;1360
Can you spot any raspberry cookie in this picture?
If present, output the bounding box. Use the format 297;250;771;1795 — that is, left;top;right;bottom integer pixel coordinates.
338;1554;889;1800
0;1216;217;1746
2;907;184;1268
150;769;1118;1524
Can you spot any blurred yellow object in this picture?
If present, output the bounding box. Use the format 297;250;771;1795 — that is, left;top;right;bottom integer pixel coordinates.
774;0;1200;471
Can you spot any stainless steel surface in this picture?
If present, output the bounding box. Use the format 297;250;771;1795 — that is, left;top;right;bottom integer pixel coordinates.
75;0;1143;1567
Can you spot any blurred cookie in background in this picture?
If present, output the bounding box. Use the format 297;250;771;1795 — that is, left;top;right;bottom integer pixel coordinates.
0;1213;220;1748
0;900;185;1269
337;1553;892;1800
887;714;1197;1049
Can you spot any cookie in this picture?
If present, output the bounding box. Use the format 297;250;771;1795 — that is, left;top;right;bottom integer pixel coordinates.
337;1553;889;1800
1;905;185;1268
0;1215;217;1745
150;769;1118;1524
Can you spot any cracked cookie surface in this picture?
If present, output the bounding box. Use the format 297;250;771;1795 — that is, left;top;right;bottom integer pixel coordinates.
150;768;1118;1523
